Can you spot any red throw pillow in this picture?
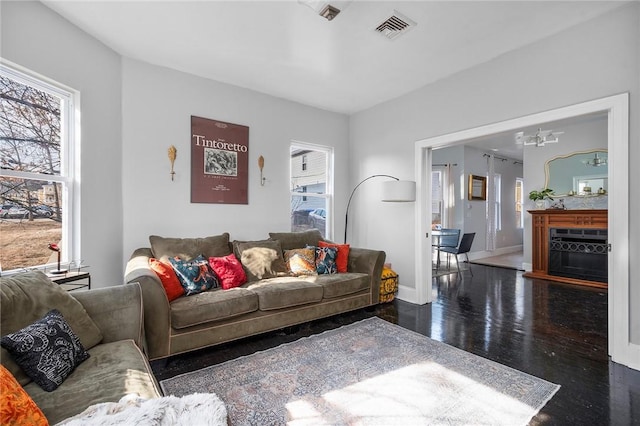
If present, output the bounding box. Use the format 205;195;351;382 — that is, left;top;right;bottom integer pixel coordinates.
0;364;48;426
209;253;247;290
318;241;350;273
149;258;185;301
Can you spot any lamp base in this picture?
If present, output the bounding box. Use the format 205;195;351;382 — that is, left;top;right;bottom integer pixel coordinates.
49;269;68;275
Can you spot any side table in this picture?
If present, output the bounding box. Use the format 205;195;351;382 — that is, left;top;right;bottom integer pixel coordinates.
46;270;91;292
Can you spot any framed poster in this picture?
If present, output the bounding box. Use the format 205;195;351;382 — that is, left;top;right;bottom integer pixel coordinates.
468;174;487;201
191;116;249;204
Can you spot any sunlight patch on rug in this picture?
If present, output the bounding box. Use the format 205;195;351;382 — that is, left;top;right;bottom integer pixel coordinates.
161;317;559;425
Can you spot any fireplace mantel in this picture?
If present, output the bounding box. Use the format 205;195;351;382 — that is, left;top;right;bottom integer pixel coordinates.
524;209;608;289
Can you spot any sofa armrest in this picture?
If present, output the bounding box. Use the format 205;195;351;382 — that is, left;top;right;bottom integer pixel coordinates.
72;283;144;347
124;248;171;360
347;248;386;304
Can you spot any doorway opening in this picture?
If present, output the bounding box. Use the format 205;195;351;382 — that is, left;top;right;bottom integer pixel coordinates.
414;93;632;368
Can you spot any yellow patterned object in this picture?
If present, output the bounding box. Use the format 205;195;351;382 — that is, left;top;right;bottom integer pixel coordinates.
379;267;399;303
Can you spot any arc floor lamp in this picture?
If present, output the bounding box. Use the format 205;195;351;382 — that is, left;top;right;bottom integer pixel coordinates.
344;174;416;243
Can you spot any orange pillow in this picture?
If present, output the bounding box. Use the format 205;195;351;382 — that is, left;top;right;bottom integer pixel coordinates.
149;258;185;302
0;364;48;426
318;241;350;273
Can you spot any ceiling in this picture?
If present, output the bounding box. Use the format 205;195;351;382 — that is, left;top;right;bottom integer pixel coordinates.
40;1;624;159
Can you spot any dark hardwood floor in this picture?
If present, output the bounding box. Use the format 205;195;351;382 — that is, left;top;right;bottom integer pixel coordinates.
152;264;640;425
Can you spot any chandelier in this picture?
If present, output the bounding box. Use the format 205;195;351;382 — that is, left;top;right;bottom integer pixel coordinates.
515;128;563;147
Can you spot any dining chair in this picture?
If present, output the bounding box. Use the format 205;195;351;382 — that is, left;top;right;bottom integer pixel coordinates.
440;232;476;276
434;228;460;272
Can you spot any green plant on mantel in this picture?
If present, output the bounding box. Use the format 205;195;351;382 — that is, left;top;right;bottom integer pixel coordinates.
528;188;554;201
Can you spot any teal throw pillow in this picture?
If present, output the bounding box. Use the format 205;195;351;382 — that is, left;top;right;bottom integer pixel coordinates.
169;255;219;295
309;245;338;274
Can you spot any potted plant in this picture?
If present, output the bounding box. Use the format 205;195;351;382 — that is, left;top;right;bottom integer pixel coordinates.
529;188;554;209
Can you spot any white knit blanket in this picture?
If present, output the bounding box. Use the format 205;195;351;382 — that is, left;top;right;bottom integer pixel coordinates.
56;393;227;426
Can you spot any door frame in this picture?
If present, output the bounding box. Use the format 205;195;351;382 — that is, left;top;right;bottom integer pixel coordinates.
414;93;636;369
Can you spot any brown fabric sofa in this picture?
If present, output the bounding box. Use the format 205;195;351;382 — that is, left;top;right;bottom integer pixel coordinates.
0;271;162;425
124;230;386;361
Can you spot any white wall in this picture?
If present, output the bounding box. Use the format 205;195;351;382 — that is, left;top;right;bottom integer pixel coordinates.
1;1;123;286
349;3;639;342
121;58;350;261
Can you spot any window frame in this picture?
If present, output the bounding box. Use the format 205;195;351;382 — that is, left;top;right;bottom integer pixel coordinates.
290;141;334;240
0;61;80;272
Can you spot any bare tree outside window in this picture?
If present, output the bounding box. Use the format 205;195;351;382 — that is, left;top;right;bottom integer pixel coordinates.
0;68;72;273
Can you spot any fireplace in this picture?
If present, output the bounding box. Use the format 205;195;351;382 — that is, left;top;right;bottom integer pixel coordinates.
548;228;608;283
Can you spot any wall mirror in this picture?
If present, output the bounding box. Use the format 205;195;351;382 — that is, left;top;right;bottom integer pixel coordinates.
468;174;487;200
544;149;608;196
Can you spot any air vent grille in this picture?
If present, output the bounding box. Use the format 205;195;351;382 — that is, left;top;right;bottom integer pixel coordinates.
375;11;416;40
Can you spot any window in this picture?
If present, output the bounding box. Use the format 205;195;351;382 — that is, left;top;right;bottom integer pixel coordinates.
493;173;502;231
431;170;444;228
515;178;523;228
0;63;78;273
290;143;333;239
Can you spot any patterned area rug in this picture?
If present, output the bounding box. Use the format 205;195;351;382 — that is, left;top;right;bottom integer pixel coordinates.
161;318;559;425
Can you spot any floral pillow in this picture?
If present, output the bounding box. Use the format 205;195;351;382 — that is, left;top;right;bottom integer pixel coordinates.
0;309;90;392
318;241;350;273
309;246;338;274
169;255;220;296
284;248;318;276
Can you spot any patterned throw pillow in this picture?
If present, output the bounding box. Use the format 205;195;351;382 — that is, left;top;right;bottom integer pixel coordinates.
149;258;185;301
284;248;318;276
0;365;48;425
311;246;338;274
0;309;90;392
208;253;247;290
169;255;220;296
318;241;350;273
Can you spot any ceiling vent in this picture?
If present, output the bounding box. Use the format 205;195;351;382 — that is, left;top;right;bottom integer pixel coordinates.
375;11;416;40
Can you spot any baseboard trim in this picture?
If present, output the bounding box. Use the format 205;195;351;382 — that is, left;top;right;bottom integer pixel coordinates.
468;245;523;261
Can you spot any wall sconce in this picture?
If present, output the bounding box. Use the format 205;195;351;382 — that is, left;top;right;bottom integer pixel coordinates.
168;145;177;181
258;155;266;186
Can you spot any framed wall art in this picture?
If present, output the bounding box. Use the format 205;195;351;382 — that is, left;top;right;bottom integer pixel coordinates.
468;174;487;201
191;116;249;204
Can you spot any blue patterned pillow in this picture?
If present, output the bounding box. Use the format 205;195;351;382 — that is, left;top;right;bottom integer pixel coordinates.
310;246;338;274
0;309;90;392
169;255;220;295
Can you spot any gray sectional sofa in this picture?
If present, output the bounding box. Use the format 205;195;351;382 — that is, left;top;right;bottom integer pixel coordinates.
124;230;386;361
0;271;162;425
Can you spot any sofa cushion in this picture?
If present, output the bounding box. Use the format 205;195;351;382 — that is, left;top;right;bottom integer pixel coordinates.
233;240;288;282
1;309;90;392
149;233;231;262
208;253;247;290
246;278;323;310
149;258;185;301
312;246;338;274
170;288;259;329
169;255;219;296
311;273;370;299
25;339;160;425
0;364;48;426
284;248;317;276
318;241;350;273
0;270;103;387
268;229;323;250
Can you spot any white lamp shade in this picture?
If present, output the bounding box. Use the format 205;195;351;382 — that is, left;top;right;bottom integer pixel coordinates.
381;180;416;202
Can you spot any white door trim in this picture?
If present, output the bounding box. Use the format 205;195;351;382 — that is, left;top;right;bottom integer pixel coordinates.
414;93;635;369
